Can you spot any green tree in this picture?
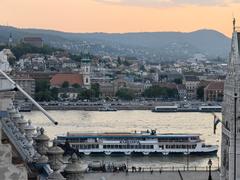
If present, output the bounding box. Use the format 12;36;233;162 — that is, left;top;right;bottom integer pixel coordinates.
150;68;156;73
35;80;50;93
50;87;59;100
140;65;145;71
78;89;93;100
72;83;80;89
173;78;182;84
35;80;51;101
143;85;178;99
116;88;135;100
62;81;69;88
197;86;205;101
91;83;100;98
11;43;63;60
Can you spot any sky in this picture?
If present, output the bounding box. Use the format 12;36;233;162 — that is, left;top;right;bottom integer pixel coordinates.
0;0;240;37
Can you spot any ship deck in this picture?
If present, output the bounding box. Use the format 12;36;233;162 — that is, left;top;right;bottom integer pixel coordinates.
64;132;201;138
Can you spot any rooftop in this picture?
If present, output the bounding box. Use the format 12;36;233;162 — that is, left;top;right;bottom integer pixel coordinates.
205;81;224;90
50;73;83;86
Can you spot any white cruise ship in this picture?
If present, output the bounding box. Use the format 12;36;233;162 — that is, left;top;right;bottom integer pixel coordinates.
57;130;218;156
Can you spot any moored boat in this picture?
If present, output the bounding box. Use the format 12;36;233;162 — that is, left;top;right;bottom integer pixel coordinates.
152;105;178;112
56;129;218;156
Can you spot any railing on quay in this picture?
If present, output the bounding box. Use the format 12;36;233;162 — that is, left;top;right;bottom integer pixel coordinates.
126;166;219;173
86;165;220;174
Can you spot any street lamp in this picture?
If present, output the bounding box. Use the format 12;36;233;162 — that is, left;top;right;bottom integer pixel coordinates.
208;159;212;180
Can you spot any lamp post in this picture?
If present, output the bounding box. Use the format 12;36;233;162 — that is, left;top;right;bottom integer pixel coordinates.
208;159;212;180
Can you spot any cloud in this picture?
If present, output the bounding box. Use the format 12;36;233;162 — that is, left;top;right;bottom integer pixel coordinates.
94;0;239;7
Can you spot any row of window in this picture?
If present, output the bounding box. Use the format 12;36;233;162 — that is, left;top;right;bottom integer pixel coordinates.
165;145;197;149
71;144;197;150
72;144;99;149
103;144;154;149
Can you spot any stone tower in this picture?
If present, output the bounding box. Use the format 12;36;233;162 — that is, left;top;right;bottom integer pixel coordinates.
221;19;240;180
81;57;91;89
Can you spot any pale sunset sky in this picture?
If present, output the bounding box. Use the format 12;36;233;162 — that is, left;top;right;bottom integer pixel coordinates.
1;0;240;37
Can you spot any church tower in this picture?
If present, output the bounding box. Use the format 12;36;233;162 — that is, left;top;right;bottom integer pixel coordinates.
81;57;91;89
221;18;240;180
8;33;13;47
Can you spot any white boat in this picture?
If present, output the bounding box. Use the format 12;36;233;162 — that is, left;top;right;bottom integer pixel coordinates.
57;130;218;156
199;105;222;112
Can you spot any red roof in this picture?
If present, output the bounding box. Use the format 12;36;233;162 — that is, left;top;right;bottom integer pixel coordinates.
50;73;83;87
205;81;224;91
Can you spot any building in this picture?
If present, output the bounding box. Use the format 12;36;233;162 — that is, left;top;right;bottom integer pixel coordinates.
221;20;240;180
183;75;200;100
13;75;36;101
177;84;187;100
50;73;84;88
23;37;43;48
99;82;115;97
204;81;224;102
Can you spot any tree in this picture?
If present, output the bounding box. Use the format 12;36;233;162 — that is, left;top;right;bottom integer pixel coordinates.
140;65;145;71
78;89;93;100
62;81;69;88
35;80;51;101
72;83;80;89
173;78;182;84
91;83;100;98
35;80;50;93
116;88;135;100
197;86;205;101
150;68;156;73
143;85;179;99
50;87;59;100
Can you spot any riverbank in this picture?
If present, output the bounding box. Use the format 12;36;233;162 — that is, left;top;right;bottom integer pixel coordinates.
33;105;154;111
32;105;220;112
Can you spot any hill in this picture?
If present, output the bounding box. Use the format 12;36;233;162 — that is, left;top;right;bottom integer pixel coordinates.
0;26;231;61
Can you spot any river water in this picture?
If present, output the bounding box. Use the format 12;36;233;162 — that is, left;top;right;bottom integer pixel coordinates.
23;110;222;169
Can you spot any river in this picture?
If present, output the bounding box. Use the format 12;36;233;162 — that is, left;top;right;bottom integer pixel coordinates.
23;110;222;169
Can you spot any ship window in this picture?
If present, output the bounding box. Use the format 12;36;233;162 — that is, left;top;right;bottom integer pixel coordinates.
150;145;154;149
103;145;106;149
130;145;134;149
